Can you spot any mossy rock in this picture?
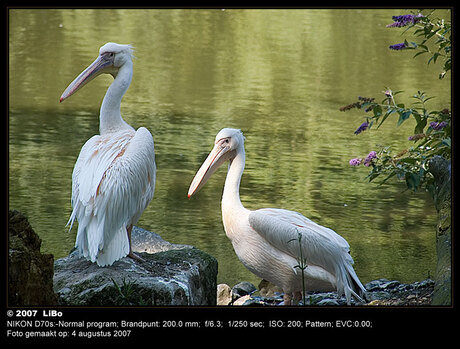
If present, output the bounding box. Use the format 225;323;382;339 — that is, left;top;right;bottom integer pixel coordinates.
53;227;218;306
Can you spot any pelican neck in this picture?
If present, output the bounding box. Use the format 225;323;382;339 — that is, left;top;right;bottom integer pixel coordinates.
99;62;134;135
222;148;246;211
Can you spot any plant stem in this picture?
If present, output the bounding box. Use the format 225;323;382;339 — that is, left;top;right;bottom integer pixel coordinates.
296;229;307;305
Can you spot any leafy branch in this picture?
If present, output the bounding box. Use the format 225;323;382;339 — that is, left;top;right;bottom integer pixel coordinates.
386;10;451;79
343;90;450;192
341;10;451;194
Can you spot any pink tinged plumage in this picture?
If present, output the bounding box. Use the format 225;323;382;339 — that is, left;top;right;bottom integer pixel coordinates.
188;128;366;305
62;43;156;266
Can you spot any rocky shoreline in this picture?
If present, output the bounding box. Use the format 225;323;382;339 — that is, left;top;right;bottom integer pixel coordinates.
8;209;437;307
217;278;435;306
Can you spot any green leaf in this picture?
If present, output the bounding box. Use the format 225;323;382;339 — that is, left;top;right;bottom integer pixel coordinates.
405;172;420;191
380;171;397;184
418;44;429;51
411;111;427;134
428;52;441;65
397;110;412;126
444;59;451;71
442;138;451;147
413;51;428;59
398;157;418;164
415;118;427;134
377;109;396;128
373;105;382;117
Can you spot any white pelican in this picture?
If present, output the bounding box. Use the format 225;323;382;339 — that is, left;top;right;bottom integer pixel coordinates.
60;43;156;266
188;128;366;305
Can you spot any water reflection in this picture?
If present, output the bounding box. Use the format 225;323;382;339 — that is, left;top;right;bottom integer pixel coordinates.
9;9;449;287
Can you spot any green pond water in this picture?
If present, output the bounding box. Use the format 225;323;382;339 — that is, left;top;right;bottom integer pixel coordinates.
9;9;450;287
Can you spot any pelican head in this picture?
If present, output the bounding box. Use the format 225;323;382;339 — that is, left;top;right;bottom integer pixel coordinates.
60;42;134;102
188;128;245;197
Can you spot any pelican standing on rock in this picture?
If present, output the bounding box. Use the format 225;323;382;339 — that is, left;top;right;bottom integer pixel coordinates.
60;43;156;266
188;128;366;304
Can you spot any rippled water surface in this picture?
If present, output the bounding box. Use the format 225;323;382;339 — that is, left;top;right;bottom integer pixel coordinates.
9;9;450;287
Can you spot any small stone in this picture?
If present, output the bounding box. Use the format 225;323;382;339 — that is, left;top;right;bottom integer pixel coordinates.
232;281;256;299
397;283;411;292
365;279;389;291
217;284;232;306
233;295;251;305
239;297;266;306
317;298;340;306
378;280;400;290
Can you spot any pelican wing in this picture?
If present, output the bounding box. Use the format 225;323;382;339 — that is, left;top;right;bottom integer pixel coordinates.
248;208;365;303
68;127;156;266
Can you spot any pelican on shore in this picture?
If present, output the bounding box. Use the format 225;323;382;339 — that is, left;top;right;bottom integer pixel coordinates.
188;128;365;304
61;43;156;266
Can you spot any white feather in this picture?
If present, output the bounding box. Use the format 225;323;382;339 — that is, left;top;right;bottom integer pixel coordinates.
249;208;365;304
68;128;155;266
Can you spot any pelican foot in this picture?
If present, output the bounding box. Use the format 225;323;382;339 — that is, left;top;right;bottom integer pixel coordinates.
128;251;145;263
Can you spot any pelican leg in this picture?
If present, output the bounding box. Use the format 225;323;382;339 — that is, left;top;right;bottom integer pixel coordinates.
282;293;292;306
293;291;302;305
127;225;145;262
281;291;302;306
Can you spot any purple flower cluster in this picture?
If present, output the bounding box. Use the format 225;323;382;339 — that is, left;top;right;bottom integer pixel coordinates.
354;121;369;135
363;151;377;167
386;14;424;28
389;43;406;50
383;89;393;98
349;158;361;166
349;151;377;167
430;121;448;130
408;134;426;141
340;96;375;112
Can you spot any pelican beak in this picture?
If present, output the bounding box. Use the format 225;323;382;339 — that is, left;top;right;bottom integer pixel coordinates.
60;53;114;102
188;140;235;198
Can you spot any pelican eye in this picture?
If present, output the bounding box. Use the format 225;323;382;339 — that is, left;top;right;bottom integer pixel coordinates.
217;138;230;146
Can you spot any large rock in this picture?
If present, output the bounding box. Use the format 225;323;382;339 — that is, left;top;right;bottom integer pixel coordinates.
8;210;58;306
53;226;218;306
